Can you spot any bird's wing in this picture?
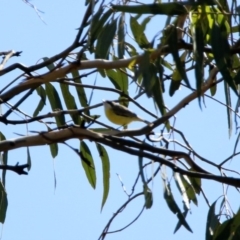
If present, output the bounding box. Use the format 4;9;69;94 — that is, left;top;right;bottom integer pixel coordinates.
112;105;138;118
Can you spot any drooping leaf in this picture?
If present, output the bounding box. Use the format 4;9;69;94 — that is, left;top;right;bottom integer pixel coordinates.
163;178;192;233
0;132;6;142
118;15;125;59
89;8;113;49
192;14;204;106
45;83;65;127
174;173;190;210
174;210;188;233
143;183;153;209
206;200;220;240
0;133;6;186
175;211;192;233
211;23;237;95
49;143;58;158
150;62;169;129
223;81;232;137
212;218;235;240
188;169;202;194
80;141;96;189
96;143;110;210
59;83;80;124
167;26;190;87
71;70;90;117
112;3;188;15
0;182;8;223
95;19;117;59
138;51;152;97
42;57;55;71
228;209;240;239
130;16;150;49
1;152;7;187
234;69;240;85
33;86;46;117
26;147;31;171
141;16;151;33
125;42;137;57
169;69;181;96
180;175;198;206
46;126;59;158
106;69;128;94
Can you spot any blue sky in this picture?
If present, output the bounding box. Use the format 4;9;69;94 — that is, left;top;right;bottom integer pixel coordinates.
0;1;239;240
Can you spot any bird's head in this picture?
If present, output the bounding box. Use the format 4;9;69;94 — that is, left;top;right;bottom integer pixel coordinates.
102;100;114;110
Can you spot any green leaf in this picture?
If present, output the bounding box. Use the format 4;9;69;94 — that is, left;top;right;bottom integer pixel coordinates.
27;147;31;171
150;61;169;129
174;173;190;210
228;210;240;239
45;83;65;127
193;19;204;106
89;8;113;49
170;69;181;96
117;15;125;59
211;23;237;95
231;24;240;33
46;126;59;158
167;26;190;87
42;57;55;71
141;16;151;33
80;141;96;189
180;175;198;206
174;210;188;233
33;86;46;117
1;152;7;187
209;64;217;96
71;70;90;117
125;42;137;57
213;218;235;240
59;83;80;124
49;143;58;158
234;69;240;85
0;182;8;223
143;183;153;209
163;179;180;214
106;69;128;94
188;171;202;194
95;19;117;59
112;3;188;15
130;16;150;49
0;132;6;142
0;133;7;186
206;200;220;240
163;178;192;233
176;211;192;233
95;143;110;210
138;51;152;97
224;81;232;137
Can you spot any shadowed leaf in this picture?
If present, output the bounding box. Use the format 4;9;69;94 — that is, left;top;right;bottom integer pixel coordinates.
80;141;96;189
96;143;110;210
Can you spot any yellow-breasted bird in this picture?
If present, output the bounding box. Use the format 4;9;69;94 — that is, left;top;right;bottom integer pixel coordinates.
103;100;149;126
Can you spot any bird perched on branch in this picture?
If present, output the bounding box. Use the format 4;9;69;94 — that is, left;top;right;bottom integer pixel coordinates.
103;100;149;126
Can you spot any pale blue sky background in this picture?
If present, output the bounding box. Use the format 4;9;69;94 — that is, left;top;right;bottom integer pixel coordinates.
0;1;239;240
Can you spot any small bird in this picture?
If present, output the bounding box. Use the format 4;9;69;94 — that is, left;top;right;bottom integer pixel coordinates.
102;100;149;126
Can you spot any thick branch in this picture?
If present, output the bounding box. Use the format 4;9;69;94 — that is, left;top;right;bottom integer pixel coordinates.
0;163;29;175
0;42;222;102
0;127;239;187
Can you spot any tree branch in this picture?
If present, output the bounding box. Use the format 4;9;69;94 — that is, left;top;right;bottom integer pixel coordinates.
0;163;29;175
